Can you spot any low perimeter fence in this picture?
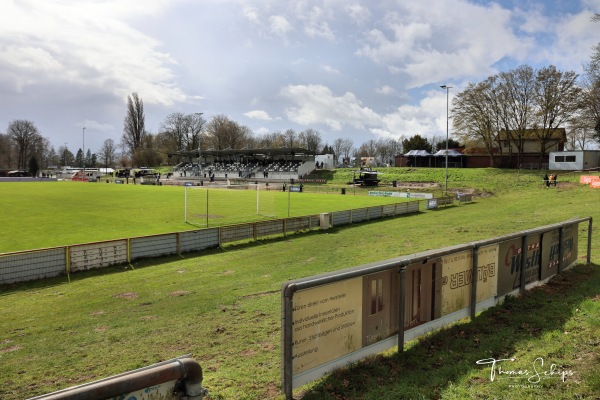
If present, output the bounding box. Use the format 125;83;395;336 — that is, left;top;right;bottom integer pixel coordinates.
281;217;593;398
1;198;446;285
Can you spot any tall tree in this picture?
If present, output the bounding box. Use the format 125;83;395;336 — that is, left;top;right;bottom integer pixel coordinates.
0;133;15;169
122;92;146;165
257;131;285;148
46;147;60;168
85;149;95;168
340;138;354;163
160;112;206;154
435;138;461;152
299;128;322;152
332;138;344;162
58;146;75;167
28;156;39;177
134;133;162;167
283;129;297;148
75;149;84;168
7;119;43;169
496;65;536;166
98;138;118;168
531;66;581;165
583;14;600;145
204;115;252;150
452;78;503;166
402;134;432;153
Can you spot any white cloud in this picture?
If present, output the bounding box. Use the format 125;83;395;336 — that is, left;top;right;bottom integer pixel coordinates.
356;0;530;86
243;6;260;23
269;15;293;37
303;6;335;41
376;85;397;96
254;126;270;135
244;110;273;121
322;65;341;74
82;119;115;133
346;4;371;26
280;84;381;131
0;0;185;105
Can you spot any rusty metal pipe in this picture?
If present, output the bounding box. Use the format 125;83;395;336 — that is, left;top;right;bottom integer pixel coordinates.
28;357;205;400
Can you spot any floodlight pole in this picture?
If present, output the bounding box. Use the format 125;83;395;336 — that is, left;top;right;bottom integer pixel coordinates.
194;112;204;176
440;85;452;195
82;126;86;178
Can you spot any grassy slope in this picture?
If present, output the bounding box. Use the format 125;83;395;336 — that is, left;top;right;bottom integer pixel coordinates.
0;168;598;400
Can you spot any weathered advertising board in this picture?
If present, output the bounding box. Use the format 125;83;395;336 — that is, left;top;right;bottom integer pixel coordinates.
282;219;590;399
440;245;498;316
496;234;541;296
69;240;128;272
291;278;363;376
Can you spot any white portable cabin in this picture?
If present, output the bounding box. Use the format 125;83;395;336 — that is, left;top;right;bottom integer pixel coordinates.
549;150;600;171
315;154;335;169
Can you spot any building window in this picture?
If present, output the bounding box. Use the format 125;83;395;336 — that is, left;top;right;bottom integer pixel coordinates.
566;156;576;162
554;156;565;162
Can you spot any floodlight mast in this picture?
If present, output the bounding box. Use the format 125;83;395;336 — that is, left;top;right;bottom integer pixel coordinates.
195;112;204;176
440;85;452;195
82;127;86;179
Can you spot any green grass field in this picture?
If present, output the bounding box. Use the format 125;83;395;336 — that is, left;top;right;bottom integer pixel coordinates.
0;181;409;253
0;168;599;400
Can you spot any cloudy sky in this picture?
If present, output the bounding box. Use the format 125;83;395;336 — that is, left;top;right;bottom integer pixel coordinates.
1;0;598;154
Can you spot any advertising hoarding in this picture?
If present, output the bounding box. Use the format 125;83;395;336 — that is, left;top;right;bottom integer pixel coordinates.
291;278;363;376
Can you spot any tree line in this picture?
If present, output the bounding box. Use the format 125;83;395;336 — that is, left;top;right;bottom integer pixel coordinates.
0;91;463;174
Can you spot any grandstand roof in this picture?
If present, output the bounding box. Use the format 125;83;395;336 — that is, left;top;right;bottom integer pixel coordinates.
433;149;464;156
169;147;315;158
404;150;432;156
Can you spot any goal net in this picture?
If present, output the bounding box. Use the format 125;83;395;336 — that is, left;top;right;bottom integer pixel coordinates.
184;184;279;227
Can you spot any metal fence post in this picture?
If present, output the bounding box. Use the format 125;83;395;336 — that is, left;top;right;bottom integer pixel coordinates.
398;266;406;355
470;246;479;320
519;235;528;292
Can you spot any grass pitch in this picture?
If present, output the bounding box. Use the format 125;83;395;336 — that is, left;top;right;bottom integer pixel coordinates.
0;181;408;253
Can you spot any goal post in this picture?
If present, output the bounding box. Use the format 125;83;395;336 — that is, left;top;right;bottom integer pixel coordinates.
184;183;279;227
251;183;277;219
184;185;208;227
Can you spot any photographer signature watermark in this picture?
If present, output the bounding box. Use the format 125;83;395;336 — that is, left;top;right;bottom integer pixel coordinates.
476;357;574;383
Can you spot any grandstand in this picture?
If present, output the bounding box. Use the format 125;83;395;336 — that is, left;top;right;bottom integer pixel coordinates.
168;148;316;182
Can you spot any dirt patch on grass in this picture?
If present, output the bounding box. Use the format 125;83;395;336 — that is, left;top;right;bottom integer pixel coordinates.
169;290;191;297
90;310;105;316
113;292;138;300
397;181;439;188
222;270;235;275
0;345;22;353
240;349;258;357
240;290;279;300
94;326;109;333
192;214;224;219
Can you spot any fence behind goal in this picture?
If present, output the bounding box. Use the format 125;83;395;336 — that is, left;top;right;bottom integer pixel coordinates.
184;184;284;227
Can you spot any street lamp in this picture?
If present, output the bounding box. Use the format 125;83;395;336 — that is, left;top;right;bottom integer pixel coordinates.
194;112;204;176
440;85;452;194
82;126;86;178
